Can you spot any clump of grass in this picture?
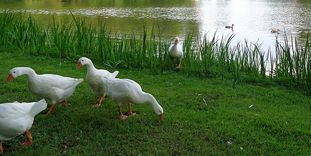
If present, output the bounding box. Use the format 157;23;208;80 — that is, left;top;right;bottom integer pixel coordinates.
0;12;310;92
274;34;311;91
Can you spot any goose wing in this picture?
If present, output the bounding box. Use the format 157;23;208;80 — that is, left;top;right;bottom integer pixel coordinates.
0;102;34;119
0;102;36;140
38;74;83;90
106;78;142;98
97;69;115;78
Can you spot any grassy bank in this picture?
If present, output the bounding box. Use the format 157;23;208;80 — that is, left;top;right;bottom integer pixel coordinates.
0;50;310;155
1;12;311;93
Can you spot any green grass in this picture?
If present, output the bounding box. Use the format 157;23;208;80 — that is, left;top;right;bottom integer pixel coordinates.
0;50;310;155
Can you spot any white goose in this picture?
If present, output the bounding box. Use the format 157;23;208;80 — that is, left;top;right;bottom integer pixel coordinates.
0;99;47;154
7;67;83;114
77;57;119;107
102;77;164;121
169;37;183;69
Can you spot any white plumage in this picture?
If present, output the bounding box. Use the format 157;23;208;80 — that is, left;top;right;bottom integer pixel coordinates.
102;77;164;121
0;99;47;153
169;37;183;69
7;67;83;114
77;57;119;107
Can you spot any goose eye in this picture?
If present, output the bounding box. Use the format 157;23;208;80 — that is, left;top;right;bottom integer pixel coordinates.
13;71;16;73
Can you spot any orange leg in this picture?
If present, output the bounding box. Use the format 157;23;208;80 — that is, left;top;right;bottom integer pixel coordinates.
176;63;181;69
118;106;128;120
176;60;181;69
127;103;136;116
47;103;56;114
93;96;105;107
0;142;3;154
61;100;68;107
98;96;105;104
20;129;32;147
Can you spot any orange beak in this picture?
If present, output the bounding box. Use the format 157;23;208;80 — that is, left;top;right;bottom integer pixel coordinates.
6;74;14;82
76;62;82;69
159;113;163;121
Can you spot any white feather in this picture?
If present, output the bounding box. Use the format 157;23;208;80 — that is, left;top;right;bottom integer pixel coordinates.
102;77;164;116
0;99;47;141
9;67;83;103
78;57;119;97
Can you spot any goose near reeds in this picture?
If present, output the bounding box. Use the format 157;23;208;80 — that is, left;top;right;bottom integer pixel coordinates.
101;77;164;121
7;67;83;114
0;99;47;154
169;37;183;69
225;24;234;29
77;57;119;107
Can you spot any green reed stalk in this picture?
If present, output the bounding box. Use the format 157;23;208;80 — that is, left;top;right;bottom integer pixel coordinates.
1;12;310;92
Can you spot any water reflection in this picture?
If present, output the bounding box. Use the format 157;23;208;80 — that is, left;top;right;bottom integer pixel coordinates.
0;0;310;51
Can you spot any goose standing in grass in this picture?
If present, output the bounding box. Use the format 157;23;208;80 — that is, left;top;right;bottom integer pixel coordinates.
0;99;47;154
77;57;119;107
7;67;83;114
169;37;183;69
225;24;234;29
102;77;164;121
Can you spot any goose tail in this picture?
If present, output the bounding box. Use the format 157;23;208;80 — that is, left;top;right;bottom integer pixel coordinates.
75;78;84;85
111;71;119;78
30;99;47;116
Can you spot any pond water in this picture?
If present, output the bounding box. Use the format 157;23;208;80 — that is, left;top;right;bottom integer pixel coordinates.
1;0;311;51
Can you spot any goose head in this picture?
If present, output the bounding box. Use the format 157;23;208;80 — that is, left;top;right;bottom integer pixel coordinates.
153;104;164;121
174;37;180;44
77;57;92;69
7;67;31;82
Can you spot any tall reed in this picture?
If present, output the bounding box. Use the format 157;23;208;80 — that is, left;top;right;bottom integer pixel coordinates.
0;12;310;92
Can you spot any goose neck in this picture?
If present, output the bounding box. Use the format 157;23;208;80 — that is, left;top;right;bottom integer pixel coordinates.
23;67;37;79
86;62;97;73
144;93;162;115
